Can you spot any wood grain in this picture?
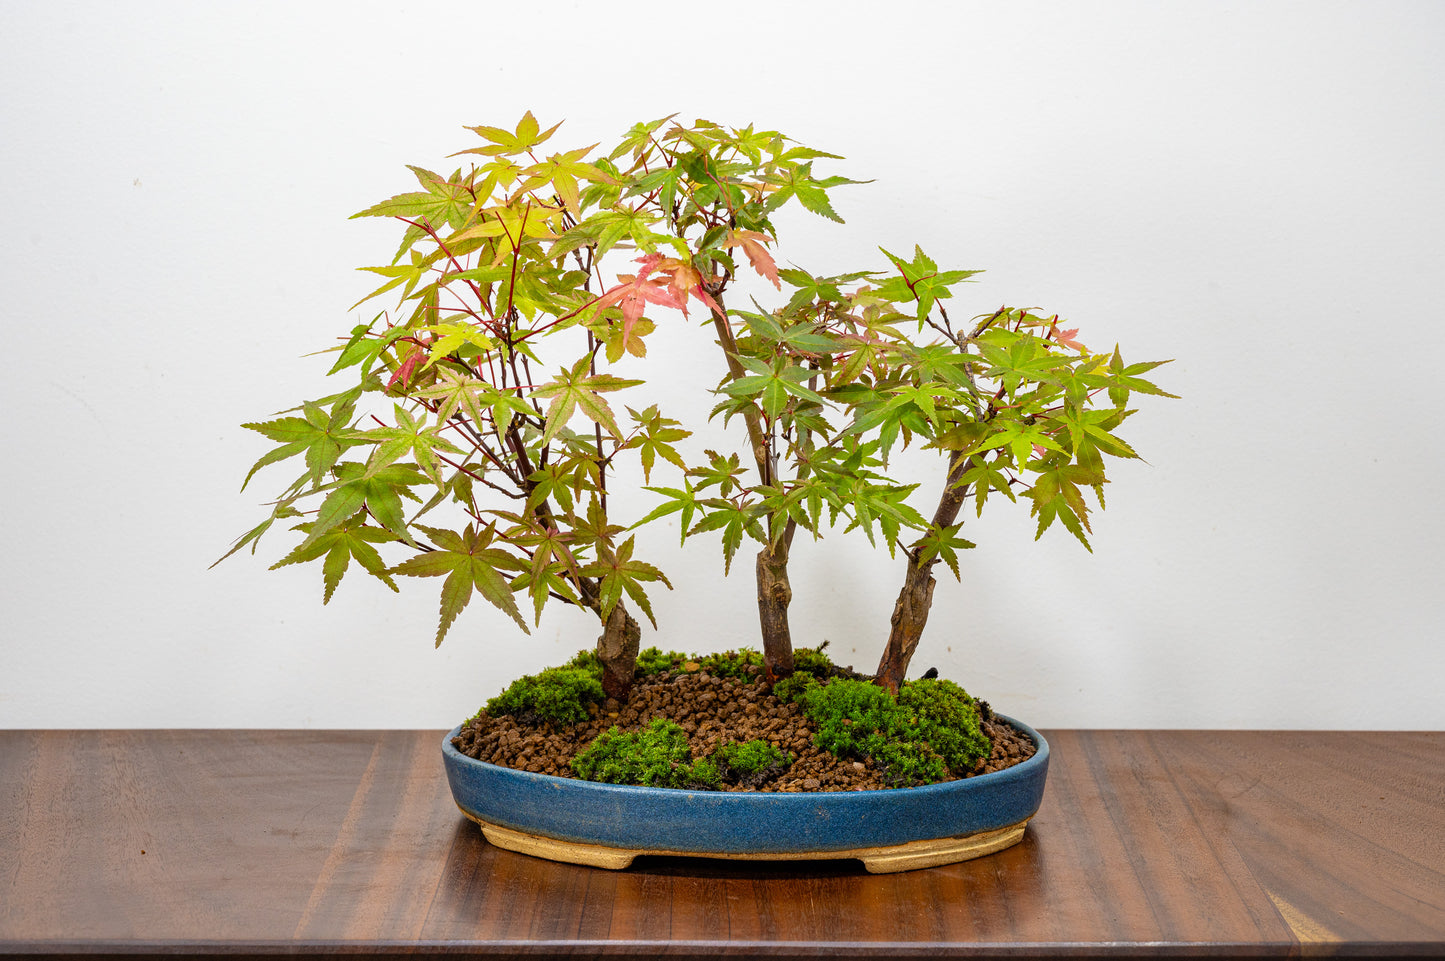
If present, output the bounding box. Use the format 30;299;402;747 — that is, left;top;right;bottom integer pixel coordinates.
1;728;1441;958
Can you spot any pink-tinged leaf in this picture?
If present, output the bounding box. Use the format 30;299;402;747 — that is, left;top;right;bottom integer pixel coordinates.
591;261;686;344
692;282;724;318
388;346;423;389
1047;317;1087;351
723;229;781;290
645;256;726;319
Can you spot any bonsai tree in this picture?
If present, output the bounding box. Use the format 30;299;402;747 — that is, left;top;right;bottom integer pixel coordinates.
220;113;1173;697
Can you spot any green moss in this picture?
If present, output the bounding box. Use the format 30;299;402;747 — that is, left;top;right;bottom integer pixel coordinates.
791;642;835;677
898;678;991;773
772;671;819;704
571;718;720;789
713;739;792;786
695;647;764;678
563;648;605;680
795;677;990;786
635;646;690;676
483;666;604;726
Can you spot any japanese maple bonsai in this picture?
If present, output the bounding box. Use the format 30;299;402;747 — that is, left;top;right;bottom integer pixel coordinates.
220;111;1172;716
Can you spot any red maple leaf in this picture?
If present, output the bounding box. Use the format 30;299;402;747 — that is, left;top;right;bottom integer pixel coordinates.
388;344;424;389
591;257;685;342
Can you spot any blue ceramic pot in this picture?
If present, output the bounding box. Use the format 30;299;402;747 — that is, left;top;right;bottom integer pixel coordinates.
442;714;1049;873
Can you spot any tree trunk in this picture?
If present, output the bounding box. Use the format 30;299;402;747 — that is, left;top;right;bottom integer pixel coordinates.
755;528;797;680
596;600;642;701
707;288;799;680
875;450;973;692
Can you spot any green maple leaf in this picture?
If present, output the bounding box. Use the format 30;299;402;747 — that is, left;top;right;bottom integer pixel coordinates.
301;462;427;550
350;166;476;238
607;115;676;162
635;481;700;546
350;404;464;486
877;246;982;322
569;497;627;552
1052;406;1139;459
240;398;358;491
625;405;691;482
777;267;875;314
1028;461;1103;551
420;322;495;370
350;248;434;310
914;523;976;580
270;519;400;603
959;454;1017;517
579;536;672;628
720;356;825;419
525;459;589;516
530;357;642;443
414;372;534;436
391;524;528;644
689;500;766;575
1097;347;1179;407
326;317;411;377
759;161;864;223
460;111;564;158
974;329;1072;395
975;416;1068;468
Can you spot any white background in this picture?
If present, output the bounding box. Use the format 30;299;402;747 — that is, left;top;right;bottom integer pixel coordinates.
2;1;1441;730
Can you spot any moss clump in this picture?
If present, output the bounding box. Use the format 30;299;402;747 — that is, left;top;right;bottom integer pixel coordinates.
772;671;820;704
633;647;763;679
484;665;604;726
635;646;690;676
795;677;990;785
791;643;835;677
571;718;720;789
694;647;764;678
713;739;792;787
898;678;992;773
563;648;605;680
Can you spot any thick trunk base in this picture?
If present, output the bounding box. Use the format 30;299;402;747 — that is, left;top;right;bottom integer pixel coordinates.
596;603;641;701
875;561;937;693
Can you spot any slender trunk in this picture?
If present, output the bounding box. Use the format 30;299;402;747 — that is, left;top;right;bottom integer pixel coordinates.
755;522;797;680
707;288;796;677
875;450;973;692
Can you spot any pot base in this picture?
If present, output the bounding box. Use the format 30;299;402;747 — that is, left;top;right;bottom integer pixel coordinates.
464;809;1031;874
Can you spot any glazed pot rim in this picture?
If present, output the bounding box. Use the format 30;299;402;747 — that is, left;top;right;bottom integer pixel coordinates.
442;711;1048;799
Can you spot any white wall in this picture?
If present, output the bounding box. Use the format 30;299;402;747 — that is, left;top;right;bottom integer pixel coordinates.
2;0;1441;730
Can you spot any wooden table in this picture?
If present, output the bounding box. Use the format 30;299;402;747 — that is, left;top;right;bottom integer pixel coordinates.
1;729;1440;959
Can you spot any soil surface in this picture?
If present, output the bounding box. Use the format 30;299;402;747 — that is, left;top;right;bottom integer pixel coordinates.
451;668;1036;792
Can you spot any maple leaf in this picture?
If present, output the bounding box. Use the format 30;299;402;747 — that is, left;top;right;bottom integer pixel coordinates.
300;462;428;550
387;344;425;390
624;404;691;482
391;524;529;644
723;229;781;289
240;397;358;490
578;536;672;628
1046;316;1087;352
350;403;464;486
590;258;685;344
270;518;401;603
530;356;643;443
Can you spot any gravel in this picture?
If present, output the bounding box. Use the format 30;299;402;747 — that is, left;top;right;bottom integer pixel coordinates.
451;669;1037;792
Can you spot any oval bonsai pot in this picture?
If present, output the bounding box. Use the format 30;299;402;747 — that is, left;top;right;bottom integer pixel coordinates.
442;714;1048;873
